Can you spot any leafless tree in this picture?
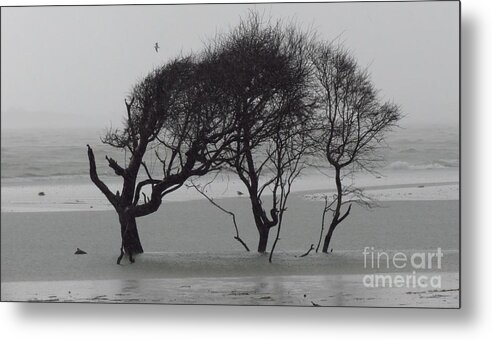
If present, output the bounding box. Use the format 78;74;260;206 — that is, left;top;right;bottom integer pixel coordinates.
311;42;402;253
267;115;311;262
207;12;315;252
87;55;239;263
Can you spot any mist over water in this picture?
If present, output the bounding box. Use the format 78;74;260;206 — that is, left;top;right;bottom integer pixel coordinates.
1;128;116;180
1;125;459;182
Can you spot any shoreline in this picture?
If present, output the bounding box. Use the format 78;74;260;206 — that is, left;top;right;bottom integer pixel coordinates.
1;167;459;213
1;271;459;307
1;170;460;308
1;250;460;283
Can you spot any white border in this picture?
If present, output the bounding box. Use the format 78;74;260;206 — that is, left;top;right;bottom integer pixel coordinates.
1;0;489;339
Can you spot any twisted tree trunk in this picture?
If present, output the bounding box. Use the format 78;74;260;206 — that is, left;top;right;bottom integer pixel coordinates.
322;167;351;253
250;196;277;253
88;145;145;263
118;211;144;256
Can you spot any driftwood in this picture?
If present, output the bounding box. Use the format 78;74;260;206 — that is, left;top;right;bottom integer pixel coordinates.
298;244;315;258
189;180;250;252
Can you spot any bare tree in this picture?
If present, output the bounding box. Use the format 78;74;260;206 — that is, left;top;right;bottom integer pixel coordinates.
208;12;315;252
267;115;311;262
311;42;402;253
87;55;239;263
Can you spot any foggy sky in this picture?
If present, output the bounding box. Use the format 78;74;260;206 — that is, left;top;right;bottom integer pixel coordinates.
1;2;459;129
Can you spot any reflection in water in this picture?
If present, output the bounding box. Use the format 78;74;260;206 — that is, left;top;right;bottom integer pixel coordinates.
1;273;459;307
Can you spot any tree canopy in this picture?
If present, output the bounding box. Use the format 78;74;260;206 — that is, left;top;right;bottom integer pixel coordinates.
87;13;401;262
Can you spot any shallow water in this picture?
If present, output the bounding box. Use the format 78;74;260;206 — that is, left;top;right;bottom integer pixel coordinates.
1;273;459;307
1;200;460;284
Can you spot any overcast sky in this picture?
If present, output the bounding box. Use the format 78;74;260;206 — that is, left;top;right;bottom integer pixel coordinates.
1;2;459;129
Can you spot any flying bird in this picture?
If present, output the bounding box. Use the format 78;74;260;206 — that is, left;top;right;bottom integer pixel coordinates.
154;42;160;53
237;191;244;196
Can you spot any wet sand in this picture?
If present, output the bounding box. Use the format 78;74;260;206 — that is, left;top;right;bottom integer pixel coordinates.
1;192;459;307
2;273;459;307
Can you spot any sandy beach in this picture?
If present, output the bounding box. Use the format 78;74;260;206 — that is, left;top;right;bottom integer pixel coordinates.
1;273;459;307
1;174;459;307
0;167;459;212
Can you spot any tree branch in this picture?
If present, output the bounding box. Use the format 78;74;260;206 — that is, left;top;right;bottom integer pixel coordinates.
105;155;126;177
87;145;119;209
337;203;352;225
189;180;250;252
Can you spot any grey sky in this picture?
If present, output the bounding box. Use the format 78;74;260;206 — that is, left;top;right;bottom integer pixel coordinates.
1;2;459;129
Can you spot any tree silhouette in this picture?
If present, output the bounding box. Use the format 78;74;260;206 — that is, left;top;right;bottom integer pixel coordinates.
208;13;314;252
87;55;239;263
311;43;402;253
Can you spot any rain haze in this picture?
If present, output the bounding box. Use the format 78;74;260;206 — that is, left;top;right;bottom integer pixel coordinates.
1;2;459;129
1;2;460;307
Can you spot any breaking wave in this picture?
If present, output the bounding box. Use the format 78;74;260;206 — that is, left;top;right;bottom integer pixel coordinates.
386;159;459;170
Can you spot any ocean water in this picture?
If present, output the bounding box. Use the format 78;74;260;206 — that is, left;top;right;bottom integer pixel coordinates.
381;126;459;170
0;125;459;182
1;128;125;182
